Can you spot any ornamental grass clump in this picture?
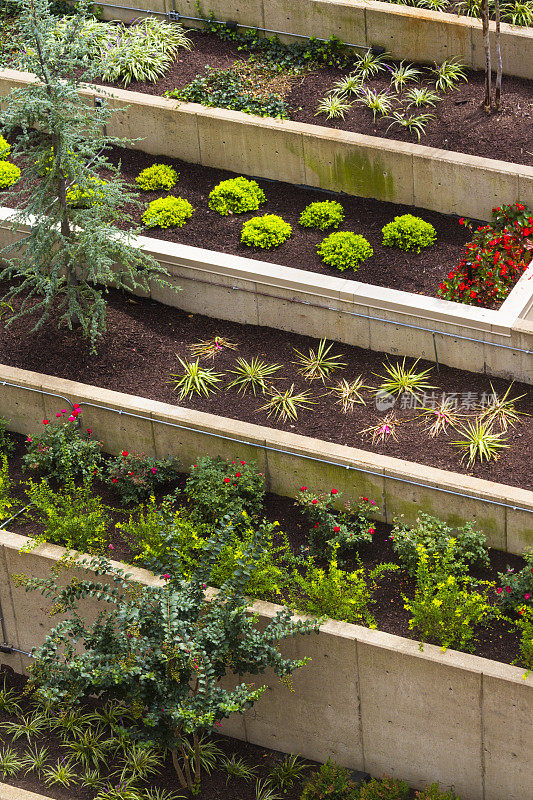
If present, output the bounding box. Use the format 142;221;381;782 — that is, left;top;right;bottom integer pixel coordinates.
0;160;21;188
374;357;435;397
382;214;437;253
135;163;179;191
241;214;292;248
293;338;346;382
142;196;193;228
258;384;315;421
451;418;509;466
299;200;345;231
226;357;282;395
208;176;266;216
168;356;223;399
317;231;373;271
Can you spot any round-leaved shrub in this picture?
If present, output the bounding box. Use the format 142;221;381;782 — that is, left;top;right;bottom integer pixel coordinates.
382;214;437;253
135;163;179;191
299;200;345;230
241;214;292;249
0;136;10;159
317;231;373;271
142;195;194;228
208;176;266;216
0;161;21;189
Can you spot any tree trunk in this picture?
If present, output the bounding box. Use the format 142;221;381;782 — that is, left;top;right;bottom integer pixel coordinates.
494;0;502;110
481;0;492;111
170;749;189;790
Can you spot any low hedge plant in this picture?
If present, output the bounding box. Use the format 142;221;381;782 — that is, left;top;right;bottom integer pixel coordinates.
208;176;266;216
382;214;436;253
317;231;373;271
135;163;179;191
142;195;194;228
241;214;292;248
299;200;345;231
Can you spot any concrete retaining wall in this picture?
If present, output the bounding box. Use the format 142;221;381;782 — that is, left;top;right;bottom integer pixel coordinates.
97;0;533;81
0;530;531;800
1;206;532;384
1;69;532;221
0;362;531;554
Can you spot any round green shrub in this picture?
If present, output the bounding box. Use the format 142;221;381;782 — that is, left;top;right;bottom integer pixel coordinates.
142;196;194;228
66;177;108;208
0;136;10;159
135;163;179;191
317;231;373;271
0;161;21;189
382;214;437;253
241;214;292;249
299;200;345;230
209;176;266;216
300;759;358;800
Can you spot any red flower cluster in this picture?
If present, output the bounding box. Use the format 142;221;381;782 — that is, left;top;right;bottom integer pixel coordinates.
437;203;533;308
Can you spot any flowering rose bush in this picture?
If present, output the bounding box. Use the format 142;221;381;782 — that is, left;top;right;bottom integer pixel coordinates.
437;203;533;307
296;487;378;560
23;410;102;483
495;550;533;611
185;456;265;525
106;450;181;504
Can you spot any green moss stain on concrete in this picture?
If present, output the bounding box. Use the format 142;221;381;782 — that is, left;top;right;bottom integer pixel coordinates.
301;146;397;202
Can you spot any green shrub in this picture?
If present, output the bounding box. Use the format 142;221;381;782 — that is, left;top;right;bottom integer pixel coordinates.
299;201;345;230
415;782;461;800
515;606;533;675
208;176;266;216
142;195;194;228
404;541;500;652
25;479;110;554
317;231;373;271
0;417;14;456
185;456;266;525
106;450;181;505
66;177;108;207
381;214;437;253
0;455;14;524
241;214;292;248
135;163;179;191
300;759;358;800
0;160;20;189
0;136;10;158
390;513;489;576
495;550;533;611
23;416;103;483
358;776;410;800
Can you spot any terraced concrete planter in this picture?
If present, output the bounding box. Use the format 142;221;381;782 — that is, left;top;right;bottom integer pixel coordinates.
1;206;532;383
1;70;532;221
97;0;533;81
0;363;531;554
0;530;531;800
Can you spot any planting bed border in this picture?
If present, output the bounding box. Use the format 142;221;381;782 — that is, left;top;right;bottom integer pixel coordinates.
2;206;533;383
1;70;533;222
97;0;533;81
0;529;531;800
0;362;532;554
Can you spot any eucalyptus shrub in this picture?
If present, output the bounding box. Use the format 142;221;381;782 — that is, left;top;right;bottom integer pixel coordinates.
20;517;319;792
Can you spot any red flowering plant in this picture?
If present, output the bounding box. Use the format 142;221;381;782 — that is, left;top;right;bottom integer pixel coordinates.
23;409;103;483
495;550;533;612
185;456;265;526
437;203;533;308
295;487;379;560
106;450;181;505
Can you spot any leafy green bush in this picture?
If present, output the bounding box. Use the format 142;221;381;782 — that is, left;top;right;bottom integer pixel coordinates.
241;214;292;248
358;776;410;800
415;783;461;800
390;513;489;576
382;214;437;253
300;759;358;800
66;177;108;207
0;160;20;189
0;417;14;456
25;479;110;553
0;455;14;524
185;456;266;525
208;176;266;216
317;231;373;271
299;201;345;231
23;415;103;483
515;606;533;675
142;196;194;228
0;136;10;158
404;541;500;652
106;450;181;504
296;487;378;560
135;164;179;191
495;550;533;610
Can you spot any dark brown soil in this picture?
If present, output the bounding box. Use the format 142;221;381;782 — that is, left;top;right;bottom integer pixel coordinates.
2;433;526;669
0;289;531;488
96;29;533;167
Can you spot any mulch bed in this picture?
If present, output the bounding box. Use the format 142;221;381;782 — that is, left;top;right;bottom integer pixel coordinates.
0;288;531;490
3;433;526;669
95;29;533;167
